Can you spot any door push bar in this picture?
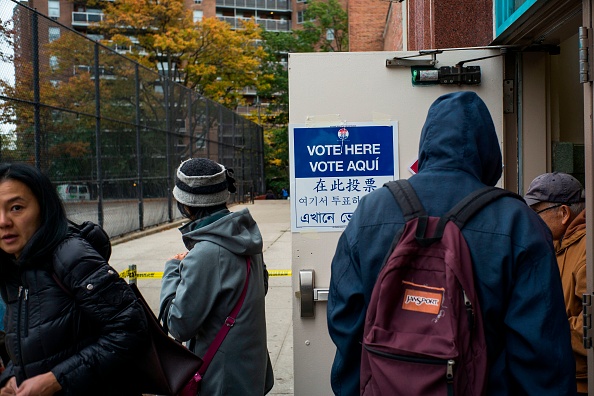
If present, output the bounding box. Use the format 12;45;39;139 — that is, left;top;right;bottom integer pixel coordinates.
297;269;329;318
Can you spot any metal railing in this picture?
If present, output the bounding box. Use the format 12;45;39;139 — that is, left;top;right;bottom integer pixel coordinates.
216;0;292;11
219;15;291;32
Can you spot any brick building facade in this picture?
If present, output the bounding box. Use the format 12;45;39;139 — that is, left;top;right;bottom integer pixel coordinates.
348;0;492;52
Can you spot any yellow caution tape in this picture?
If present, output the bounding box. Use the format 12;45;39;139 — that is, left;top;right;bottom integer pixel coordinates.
119;269;292;279
137;272;164;278
268;269;292;277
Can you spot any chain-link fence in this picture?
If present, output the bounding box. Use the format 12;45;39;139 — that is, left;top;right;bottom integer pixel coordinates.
0;0;265;237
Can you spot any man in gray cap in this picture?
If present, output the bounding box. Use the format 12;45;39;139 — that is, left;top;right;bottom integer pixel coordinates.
525;172;587;395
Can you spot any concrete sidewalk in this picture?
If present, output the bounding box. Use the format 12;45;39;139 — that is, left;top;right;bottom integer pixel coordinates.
108;200;294;395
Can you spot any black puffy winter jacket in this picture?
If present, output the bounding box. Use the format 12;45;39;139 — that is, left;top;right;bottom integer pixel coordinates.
0;233;148;395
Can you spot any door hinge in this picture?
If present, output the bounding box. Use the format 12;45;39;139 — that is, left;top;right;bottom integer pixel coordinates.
579;27;592;83
503;79;514;114
583;293;592;348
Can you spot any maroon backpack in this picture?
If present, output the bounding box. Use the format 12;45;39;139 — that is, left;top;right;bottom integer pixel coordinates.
360;180;518;396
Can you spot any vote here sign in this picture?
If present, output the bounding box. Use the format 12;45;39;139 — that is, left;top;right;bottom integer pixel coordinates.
290;123;398;232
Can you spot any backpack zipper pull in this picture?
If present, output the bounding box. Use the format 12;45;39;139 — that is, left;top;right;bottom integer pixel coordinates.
463;290;474;329
446;360;455;395
446;359;455;380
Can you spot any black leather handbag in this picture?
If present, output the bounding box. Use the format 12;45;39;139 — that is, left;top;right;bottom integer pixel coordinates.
129;283;203;395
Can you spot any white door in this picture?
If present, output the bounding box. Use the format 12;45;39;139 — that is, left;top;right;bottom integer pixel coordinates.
288;49;505;396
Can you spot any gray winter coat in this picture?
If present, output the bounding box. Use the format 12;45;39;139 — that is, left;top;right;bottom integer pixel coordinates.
160;208;273;396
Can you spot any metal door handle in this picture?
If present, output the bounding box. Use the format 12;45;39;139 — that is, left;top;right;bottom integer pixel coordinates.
298;269;329;318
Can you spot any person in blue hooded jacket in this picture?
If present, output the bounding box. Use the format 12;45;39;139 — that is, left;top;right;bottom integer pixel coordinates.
327;91;576;395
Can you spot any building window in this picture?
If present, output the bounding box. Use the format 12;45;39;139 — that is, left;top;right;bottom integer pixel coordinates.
194;0;202;3
326;28;334;40
495;0;536;37
48;26;60;42
157;62;170;74
48;0;60;19
49;55;58;70
297;11;305;24
193;10;203;22
86;34;104;41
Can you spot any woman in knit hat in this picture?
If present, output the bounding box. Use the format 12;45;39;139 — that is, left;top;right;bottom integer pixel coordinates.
159;158;274;395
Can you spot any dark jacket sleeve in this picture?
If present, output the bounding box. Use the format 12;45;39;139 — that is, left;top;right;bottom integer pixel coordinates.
327;231;365;396
487;230;577;395
0;360;14;388
465;200;577;396
262;259;269;295
51;236;148;395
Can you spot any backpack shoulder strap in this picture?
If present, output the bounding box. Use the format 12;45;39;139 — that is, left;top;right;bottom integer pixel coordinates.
446;186;523;229
429;187;524;239
383;179;427;220
383;180;439;247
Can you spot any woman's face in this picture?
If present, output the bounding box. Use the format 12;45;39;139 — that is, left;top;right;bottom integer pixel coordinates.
0;179;41;258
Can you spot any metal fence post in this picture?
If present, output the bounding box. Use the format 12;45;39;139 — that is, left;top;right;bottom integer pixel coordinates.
164;78;173;222
94;42;104;227
205;99;211;158
189;90;194;158
32;12;40;169
259;123;265;194
135;64;144;230
128;264;137;285
217;105;221;162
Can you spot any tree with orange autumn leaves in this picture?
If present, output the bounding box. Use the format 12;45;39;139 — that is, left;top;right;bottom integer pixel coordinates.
0;20;100;172
0;19;169;179
100;0;271;109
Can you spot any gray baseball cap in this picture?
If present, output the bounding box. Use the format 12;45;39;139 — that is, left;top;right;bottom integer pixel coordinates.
524;172;585;206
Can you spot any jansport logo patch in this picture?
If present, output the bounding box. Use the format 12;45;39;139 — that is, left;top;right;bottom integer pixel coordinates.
402;289;443;314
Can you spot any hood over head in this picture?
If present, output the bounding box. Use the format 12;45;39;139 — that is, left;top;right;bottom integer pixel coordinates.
417;91;502;186
180;208;263;256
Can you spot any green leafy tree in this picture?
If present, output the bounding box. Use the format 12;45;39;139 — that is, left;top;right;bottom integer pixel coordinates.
258;31;315;126
302;0;349;52
253;31;316;192
256;0;348;192
263;125;289;194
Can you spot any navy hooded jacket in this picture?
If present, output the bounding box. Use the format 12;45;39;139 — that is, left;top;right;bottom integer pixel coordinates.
327;91;576;395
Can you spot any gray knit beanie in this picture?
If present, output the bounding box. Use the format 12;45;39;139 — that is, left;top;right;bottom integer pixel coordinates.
173;158;235;207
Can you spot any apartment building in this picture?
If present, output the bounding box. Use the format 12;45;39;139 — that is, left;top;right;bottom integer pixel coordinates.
186;0;302;116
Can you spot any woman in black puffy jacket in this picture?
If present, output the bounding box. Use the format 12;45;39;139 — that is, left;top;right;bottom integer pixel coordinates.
0;162;148;396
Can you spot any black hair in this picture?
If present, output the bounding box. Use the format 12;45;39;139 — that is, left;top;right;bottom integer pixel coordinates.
177;201;228;221
0;163;69;265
